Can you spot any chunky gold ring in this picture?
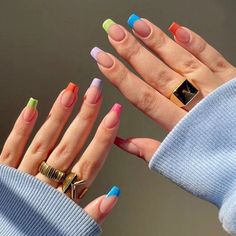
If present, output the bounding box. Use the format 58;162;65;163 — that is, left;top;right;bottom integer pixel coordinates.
170;79;199;107
62;172;88;201
39;161;66;183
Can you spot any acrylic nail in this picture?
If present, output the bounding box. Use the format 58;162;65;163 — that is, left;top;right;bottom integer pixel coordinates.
169;22;191;43
100;186;120;215
128;13;151;38
103;103;122;128
103;19;126;42
23;97;38;122
84;78;103;104
60;82;78;108
90;47;114;68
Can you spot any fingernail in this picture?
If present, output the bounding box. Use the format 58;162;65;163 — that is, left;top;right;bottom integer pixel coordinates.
103;103;122;128
128;13;151;38
103;19;126;42
100;186;121;215
168;22;190;43
115;137;141;156
60;82;78;108
84;78;103;104
90;47;114;68
23;97;38;122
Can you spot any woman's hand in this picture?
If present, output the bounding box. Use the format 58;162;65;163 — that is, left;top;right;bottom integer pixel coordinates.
0;79;121;224
90;14;236;162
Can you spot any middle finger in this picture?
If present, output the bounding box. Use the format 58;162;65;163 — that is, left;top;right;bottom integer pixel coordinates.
37;79;103;187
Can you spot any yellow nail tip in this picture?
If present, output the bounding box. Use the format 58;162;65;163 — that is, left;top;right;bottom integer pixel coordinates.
27;97;38;108
102;19;115;33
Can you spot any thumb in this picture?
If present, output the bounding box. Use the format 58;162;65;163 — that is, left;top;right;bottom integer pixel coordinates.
84;186;120;225
115;137;160;162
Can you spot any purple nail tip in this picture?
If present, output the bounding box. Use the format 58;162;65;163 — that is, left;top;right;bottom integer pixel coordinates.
90;47;103;60
91;78;103;90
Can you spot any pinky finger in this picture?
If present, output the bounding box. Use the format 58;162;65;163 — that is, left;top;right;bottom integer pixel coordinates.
169;22;235;78
0;98;38;167
84;186;120;225
115;137;160;162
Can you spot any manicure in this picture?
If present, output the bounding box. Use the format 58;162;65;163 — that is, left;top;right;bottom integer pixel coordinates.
103;19;126;42
90;47;114;68
60;82;78;108
168;22;191;43
23;97;38;122
85;78;103;104
103;103;122;128
100;186;120;215
128;13;151;38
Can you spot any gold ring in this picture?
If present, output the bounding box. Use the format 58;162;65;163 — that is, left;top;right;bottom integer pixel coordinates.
170;78;199;107
39;162;66;183
62;172;88;201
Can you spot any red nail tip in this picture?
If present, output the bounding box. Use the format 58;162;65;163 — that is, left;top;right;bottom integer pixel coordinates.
65;82;78;93
168;22;181;35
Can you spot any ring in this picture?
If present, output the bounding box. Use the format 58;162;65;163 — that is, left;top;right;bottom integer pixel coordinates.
39;161;66;183
170;78;199;107
62;172;88;201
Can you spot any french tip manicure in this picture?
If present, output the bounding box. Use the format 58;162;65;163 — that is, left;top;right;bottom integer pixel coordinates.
106;186;121;198
112;103;123;113
103;19;115;33
27;97;38;108
66;82;78;93
168;22;181;34
127;13;141;28
90;47;103;60
90;78;103;90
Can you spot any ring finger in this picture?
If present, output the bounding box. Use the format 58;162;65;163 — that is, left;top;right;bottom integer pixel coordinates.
57;103;122;203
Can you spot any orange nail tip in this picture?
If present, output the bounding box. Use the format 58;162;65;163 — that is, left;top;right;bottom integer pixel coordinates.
66;82;78;93
168;22;181;35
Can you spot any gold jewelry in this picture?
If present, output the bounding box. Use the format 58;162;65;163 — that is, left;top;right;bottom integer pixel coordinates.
170;79;199;107
62;172;88;201
39;161;65;183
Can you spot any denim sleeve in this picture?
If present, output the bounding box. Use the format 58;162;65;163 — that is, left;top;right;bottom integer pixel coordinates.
149;78;236;235
0;164;101;236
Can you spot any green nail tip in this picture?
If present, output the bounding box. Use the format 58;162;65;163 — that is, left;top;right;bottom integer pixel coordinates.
103;19;115;33
27;97;38;108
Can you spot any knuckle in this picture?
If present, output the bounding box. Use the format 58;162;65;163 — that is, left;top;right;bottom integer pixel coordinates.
182;56;200;72
78;106;97;121
153;70;174;90
0;151;11;163
150;29;166;50
122;41;142;61
79;159;101;179
194;38;207;54
30;140;49;156
110;64;128;88
135;89;156;114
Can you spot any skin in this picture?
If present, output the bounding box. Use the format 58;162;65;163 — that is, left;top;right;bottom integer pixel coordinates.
93;17;236;161
0;82;121;224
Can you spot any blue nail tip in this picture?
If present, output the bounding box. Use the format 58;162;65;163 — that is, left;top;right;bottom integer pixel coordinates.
127;13;141;28
106;186;121;198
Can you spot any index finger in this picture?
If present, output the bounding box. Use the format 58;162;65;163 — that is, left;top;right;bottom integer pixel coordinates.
91;47;186;131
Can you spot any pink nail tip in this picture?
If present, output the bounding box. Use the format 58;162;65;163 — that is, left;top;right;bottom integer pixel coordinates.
90;47;103;60
112;103;123;113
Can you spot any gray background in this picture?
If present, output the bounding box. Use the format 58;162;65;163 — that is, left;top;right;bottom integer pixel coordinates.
0;0;235;235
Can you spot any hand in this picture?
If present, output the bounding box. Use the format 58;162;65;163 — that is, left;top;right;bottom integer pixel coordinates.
0;79;121;224
90;14;236;162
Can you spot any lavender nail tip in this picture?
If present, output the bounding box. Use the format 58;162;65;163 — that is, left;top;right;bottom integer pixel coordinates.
91;78;103;90
90;47;103;60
